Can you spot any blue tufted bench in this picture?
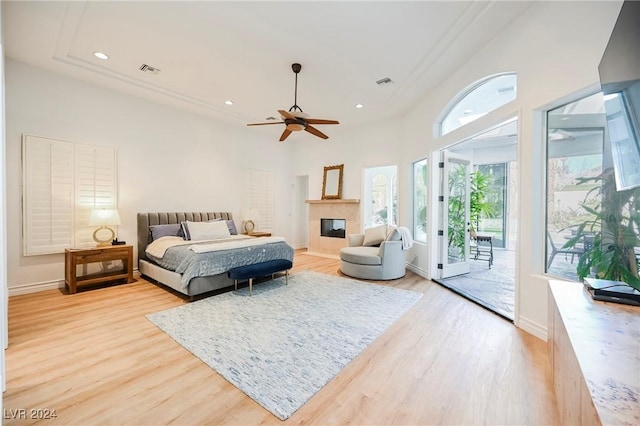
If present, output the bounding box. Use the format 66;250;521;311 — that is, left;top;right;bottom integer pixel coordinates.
227;259;293;296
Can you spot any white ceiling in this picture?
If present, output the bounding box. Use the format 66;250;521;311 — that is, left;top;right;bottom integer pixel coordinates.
3;1;533;135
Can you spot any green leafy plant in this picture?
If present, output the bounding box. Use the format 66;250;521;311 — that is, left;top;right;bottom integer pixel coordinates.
563;168;640;291
448;168;495;254
470;170;497;232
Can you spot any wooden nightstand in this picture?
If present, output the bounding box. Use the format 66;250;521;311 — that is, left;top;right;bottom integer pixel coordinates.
64;245;135;294
247;231;272;238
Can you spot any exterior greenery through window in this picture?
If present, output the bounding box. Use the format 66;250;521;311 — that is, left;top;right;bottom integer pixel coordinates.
364;165;397;228
413;159;427;242
447;166;497;257
546;92;640;290
476;164;508;248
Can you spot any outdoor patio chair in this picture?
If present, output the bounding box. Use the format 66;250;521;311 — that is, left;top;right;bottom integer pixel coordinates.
546;231;583;270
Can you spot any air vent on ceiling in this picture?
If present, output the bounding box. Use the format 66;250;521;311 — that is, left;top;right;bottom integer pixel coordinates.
376;77;393;86
139;64;161;76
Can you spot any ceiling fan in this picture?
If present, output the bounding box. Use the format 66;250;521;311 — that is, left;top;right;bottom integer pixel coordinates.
247;63;340;141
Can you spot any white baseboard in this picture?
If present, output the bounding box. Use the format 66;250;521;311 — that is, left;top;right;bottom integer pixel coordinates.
8;268;141;297
9;279;63;296
517;315;547;341
406;263;430;280
302;251;340;260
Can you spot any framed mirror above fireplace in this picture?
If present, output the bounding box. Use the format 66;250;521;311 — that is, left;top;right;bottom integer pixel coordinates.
322;164;343;200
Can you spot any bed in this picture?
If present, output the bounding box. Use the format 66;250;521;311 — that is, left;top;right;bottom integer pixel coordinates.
137;212;294;299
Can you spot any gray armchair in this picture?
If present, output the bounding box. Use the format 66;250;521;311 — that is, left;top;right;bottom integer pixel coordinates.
340;232;407;280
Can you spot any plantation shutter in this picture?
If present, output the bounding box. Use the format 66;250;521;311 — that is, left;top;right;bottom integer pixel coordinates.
23;135;117;255
23;136;74;255
242;169;274;231
74;144;117;247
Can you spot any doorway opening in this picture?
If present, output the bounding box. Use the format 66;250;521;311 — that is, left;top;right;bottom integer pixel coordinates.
435;118;518;320
293;175;309;250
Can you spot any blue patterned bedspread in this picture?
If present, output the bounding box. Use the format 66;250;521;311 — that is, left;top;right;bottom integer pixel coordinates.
148;240;294;289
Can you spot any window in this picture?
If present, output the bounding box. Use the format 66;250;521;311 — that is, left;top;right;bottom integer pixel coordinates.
413;159;427;242
475;163;508;248
242;168;274;231
22;135;117;255
363;165;397;228
440;73;517;136
545;93;605;281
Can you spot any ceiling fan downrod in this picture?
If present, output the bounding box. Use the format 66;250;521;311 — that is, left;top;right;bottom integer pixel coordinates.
289;63;303;113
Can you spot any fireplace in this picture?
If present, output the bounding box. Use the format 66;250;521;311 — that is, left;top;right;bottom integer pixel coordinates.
305;199;360;257
320;218;346;238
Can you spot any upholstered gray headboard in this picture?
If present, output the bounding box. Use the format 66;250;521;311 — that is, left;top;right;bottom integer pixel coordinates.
136;212;233;265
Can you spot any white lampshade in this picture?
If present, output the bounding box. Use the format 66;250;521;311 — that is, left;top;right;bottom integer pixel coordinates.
242;209;261;221
241;209;261;234
88;209;121;247
88;209;121;226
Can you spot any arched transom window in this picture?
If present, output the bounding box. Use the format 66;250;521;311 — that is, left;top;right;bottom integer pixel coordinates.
440;73;517;136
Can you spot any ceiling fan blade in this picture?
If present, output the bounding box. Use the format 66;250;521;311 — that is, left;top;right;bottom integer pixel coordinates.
279;129;292;142
278;109;297;120
305;125;329;140
247;122;284;126
305;118;340;125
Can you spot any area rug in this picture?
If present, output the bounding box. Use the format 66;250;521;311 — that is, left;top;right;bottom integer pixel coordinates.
146;270;422;420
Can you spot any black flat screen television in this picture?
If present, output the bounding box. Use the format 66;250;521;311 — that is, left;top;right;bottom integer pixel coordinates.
598;1;640;191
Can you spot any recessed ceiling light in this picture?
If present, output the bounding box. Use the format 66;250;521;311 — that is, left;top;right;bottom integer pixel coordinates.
224;100;234;106
355;103;364;109
93;52;109;60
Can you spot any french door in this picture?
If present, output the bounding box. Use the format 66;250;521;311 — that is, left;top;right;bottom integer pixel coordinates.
440;151;471;278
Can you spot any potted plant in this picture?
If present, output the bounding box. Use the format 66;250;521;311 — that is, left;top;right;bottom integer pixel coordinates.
563;167;640;291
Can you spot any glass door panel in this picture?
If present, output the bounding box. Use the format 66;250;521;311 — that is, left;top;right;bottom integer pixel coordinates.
441;152;471;278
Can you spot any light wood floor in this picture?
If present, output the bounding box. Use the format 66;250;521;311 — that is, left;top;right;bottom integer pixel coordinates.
4;252;559;425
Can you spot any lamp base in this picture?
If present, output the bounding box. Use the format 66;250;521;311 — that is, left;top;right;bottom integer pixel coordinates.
93;226;115;247
243;220;255;234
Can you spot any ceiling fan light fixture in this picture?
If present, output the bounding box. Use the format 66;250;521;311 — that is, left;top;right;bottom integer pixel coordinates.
288;111;309;119
246;63;339;141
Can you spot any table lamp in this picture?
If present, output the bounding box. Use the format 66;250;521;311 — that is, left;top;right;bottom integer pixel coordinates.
241;209;260;234
88;208;121;247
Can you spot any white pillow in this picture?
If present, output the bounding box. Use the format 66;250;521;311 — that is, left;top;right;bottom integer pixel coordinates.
184;220;230;241
362;225;388;246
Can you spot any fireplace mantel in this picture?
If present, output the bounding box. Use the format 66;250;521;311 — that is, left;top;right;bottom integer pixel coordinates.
305;199;360;204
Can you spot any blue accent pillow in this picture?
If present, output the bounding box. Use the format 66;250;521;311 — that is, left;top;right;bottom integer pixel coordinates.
150;223;184;241
180;221;191;240
226;220;238;235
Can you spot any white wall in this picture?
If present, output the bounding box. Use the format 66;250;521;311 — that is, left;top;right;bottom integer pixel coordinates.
3;0;625;339
289;0;623;338
0;0;8;397
5;59;294;294
412;1;621;338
